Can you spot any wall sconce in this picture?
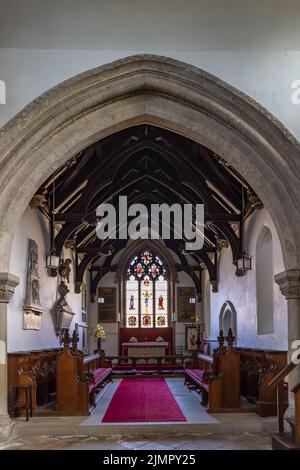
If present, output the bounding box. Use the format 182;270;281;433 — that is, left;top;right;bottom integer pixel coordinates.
46;249;60;277
98;297;105;304
236;251;252;275
189;297;196;304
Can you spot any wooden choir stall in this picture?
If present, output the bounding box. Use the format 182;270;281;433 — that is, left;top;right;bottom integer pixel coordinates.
8;330;112;417
185;329;288;415
56;330;112;415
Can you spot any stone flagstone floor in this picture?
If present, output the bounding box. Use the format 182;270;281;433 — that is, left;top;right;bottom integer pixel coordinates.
0;432;272;450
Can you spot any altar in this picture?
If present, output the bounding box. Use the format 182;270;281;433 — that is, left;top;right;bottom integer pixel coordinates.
119;327;174;356
122;341;170;357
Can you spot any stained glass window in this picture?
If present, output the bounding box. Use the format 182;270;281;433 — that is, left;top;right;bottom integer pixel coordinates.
125;250;168;328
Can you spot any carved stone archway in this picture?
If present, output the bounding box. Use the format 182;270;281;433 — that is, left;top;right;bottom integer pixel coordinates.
1;55;300;427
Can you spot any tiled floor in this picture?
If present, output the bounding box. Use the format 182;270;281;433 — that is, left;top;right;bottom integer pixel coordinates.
82;378;218;426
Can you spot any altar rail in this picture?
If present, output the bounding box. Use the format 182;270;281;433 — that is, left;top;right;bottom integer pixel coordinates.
106;354;192;374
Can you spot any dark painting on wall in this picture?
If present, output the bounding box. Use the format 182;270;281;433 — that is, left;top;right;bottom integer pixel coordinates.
177;287;196;322
98;287;116;323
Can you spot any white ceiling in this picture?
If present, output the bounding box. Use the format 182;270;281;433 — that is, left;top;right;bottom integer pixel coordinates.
0;0;299;50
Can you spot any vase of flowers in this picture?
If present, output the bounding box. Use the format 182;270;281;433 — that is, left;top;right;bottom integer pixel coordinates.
94;324;106;350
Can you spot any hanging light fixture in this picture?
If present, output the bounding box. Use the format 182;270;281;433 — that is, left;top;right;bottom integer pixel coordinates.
46;180;60;274
236;186;252;275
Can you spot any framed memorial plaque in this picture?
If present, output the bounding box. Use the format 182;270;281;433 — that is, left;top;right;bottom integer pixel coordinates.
98;287;116;323
185;324;198;351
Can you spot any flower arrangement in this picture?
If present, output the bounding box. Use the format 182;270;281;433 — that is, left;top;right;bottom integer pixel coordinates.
93;324;106;350
94;324;106;340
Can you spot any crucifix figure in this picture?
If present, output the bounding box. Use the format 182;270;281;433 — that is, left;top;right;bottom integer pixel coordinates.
142;289;152;315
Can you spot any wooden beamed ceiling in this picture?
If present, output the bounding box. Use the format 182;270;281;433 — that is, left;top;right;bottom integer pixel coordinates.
34;125;261;291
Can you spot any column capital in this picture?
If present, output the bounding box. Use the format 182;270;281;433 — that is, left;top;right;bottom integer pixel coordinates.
0;272;19;303
275;269;300;299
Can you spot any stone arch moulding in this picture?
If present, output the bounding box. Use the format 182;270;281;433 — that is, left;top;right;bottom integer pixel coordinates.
0;55;300;275
219;301;237;339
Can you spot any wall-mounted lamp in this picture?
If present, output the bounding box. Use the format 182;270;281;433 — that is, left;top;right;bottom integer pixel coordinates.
236;251;252;275
189;297;196;304
46;250;60;270
98;297;105;304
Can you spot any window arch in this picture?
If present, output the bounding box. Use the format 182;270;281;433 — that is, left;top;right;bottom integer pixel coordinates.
219;301;237;338
256;226;274;334
125;249;169;328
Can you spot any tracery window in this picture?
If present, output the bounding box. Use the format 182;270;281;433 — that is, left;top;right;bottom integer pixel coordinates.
125;250;168;328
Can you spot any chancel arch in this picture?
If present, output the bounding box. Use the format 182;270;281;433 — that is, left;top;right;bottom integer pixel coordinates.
1;56;300;441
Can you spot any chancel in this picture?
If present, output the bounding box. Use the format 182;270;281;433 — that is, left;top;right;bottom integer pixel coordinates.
1;1;300;452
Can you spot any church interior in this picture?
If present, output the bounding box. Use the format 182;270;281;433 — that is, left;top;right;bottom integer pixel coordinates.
1;1;300;454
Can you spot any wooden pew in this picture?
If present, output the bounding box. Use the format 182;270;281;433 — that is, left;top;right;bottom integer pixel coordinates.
237;347;288;416
56;330;112;415
8;348;60;414
185;329;241;411
185;337;288;416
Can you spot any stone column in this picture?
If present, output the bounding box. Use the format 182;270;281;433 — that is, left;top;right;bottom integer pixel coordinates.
0;273;19;439
275;269;300;407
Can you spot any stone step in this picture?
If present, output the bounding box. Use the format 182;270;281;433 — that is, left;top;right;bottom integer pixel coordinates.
285;416;296;440
272;432;300;450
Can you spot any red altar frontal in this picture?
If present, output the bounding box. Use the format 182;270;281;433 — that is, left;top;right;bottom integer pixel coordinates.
119;327;174;356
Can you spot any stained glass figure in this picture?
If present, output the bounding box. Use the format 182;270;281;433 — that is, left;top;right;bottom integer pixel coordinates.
157;316;166;327
129;294;135;310
142;289;152;315
158;295;164;310
128;315;137;327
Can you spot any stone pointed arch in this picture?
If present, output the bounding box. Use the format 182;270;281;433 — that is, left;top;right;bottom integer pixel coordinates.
0;54;300;274
219;301;238;339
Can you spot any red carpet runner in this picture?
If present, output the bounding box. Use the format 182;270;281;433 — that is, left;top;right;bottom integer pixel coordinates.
102;378;186;422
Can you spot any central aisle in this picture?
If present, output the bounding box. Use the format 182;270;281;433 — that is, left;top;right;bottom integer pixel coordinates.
102;378;186;423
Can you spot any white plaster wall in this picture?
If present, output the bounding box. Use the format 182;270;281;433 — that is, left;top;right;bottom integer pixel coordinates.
205;208;288;350
7;206;87;352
